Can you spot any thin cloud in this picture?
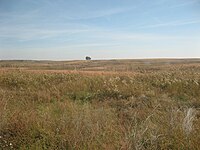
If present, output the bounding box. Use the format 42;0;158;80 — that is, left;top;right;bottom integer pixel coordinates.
87;30;200;41
169;0;199;8
61;7;135;20
57;43;120;48
0;27;92;41
26;0;135;20
139;20;200;29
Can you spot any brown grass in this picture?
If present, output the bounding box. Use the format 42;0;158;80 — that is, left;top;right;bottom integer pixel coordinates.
0;59;200;149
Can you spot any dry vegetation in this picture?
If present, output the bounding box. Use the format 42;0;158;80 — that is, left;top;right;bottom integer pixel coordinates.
0;59;200;149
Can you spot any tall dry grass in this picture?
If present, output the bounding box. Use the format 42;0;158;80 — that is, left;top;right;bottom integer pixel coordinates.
0;69;200;149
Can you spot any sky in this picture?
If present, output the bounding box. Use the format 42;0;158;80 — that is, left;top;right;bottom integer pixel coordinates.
0;0;200;60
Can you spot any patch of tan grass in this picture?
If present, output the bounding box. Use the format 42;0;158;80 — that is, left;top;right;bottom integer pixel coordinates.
0;68;200;149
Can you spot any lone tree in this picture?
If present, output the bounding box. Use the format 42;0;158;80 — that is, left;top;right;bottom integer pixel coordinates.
85;56;91;60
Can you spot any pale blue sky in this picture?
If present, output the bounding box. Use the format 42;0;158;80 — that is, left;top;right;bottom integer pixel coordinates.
0;0;200;60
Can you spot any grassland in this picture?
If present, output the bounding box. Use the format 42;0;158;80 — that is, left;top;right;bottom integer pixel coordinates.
0;59;200;149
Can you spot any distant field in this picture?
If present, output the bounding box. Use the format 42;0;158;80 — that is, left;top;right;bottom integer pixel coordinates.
1;59;200;72
0;59;200;149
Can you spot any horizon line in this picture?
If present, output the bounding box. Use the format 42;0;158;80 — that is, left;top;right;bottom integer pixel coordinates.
1;57;200;61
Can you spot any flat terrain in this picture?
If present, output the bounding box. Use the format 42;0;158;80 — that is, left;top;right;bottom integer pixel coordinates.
0;59;200;149
1;59;200;72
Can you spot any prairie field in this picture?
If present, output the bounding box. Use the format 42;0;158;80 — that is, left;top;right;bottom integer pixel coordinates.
0;59;200;149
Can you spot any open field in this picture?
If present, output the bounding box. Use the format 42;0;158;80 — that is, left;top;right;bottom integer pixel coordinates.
1;59;200;72
0;59;200;149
